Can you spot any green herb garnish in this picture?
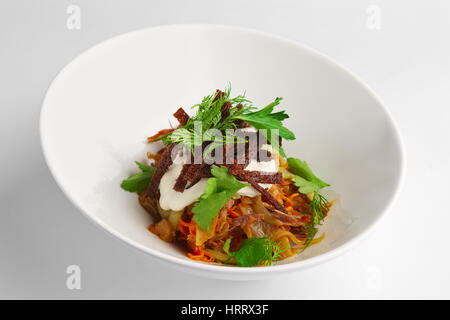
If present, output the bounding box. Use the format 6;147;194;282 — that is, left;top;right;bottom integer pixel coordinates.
223;236;286;267
149;85;294;156
120;161;156;193
287;157;330;248
152;86;252;149
231;97;295;157
302;192;329;247
192;166;249;231
287;157;330;192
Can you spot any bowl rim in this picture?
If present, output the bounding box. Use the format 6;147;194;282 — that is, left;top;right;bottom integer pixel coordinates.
40;24;406;277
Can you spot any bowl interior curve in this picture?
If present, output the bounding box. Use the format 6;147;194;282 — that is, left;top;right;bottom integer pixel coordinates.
40;25;404;279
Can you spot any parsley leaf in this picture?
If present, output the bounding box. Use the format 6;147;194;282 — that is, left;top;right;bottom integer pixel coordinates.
223;236;232;255
287;157;329;192
292;176;322;194
223;237;285;267
120;161;155;194
149;87;295;157
233;97;295;157
192;166;249;231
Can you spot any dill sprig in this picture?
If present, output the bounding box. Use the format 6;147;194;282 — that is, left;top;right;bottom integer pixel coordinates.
149;85;294;156
270;240;288;262
286;157;330;248
303;192;329;248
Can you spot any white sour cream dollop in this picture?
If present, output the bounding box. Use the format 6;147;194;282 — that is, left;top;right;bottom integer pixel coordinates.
159;158;278;211
158;127;278;211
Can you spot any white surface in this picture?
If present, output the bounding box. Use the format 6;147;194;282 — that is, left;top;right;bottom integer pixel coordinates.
40;25;404;280
0;0;449;298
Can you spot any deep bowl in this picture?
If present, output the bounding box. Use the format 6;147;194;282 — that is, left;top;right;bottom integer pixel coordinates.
40;25;405;280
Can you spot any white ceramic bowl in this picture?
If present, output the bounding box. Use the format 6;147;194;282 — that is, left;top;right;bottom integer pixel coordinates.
40;25;405;280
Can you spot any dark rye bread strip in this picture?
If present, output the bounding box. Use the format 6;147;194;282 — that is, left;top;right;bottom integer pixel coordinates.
173;162;208;192
235;104;248;129
213;89;226;101
200;164;212;177
234;133;273;168
238;171;282;184
173;151;196;192
186;164;212;188
185;163;205;183
198;167;281;185
225;162;287;213
173;164;190;192
173;107;190;126
173;141;213;192
147;143;176;199
220;101;232;123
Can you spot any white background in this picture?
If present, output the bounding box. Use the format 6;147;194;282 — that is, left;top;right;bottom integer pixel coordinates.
1;0;449;299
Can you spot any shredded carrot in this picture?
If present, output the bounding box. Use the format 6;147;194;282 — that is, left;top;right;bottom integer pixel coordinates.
187;251;204;260
202;250;215;262
246;217;255;238
178;218;190;235
328;200;336;209
146;152;161;161
187;247;215;263
278;193;294;206
178;217;197;235
188;219;197;235
281;179;293;186
279;155;289;169
289;193;299;201
228;210;240;218
147;128;175;142
227;204;241;218
275;194;283;204
286;206;301;215
148;224;156;233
